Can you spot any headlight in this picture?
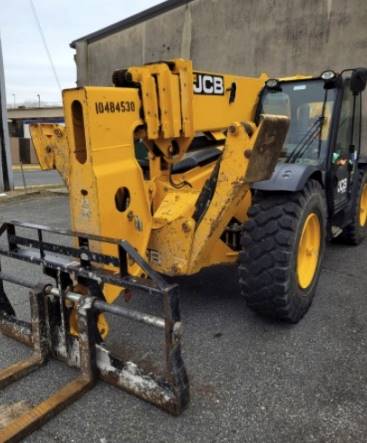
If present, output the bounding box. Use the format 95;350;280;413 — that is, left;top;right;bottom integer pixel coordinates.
321;70;336;81
265;78;280;89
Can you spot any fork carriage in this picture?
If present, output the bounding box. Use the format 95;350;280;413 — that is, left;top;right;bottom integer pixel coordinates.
0;221;189;442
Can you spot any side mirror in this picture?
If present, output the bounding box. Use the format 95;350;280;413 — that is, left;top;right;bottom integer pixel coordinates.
350;68;367;94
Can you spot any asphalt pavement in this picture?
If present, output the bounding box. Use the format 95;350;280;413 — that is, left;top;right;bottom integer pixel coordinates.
0;193;366;442
13;169;63;188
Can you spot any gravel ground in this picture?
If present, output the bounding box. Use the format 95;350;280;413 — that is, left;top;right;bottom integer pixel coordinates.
0;193;366;442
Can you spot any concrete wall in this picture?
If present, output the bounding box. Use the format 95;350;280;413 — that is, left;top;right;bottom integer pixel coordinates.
74;0;367;86
73;0;367;154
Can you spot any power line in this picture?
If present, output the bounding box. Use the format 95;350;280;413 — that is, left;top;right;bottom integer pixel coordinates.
29;0;62;91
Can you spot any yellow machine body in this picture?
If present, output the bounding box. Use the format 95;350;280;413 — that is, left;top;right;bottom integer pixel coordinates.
30;59;289;303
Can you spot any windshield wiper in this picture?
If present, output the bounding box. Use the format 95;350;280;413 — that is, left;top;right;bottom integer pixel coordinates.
286;87;329;164
286;117;324;163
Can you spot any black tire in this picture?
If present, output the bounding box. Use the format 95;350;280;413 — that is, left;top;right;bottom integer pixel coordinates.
340;169;367;245
239;180;327;323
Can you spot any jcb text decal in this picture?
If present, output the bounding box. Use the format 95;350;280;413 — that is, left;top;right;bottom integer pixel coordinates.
193;73;224;96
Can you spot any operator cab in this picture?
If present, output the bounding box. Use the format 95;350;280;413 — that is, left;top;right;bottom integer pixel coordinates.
259;75;337;167
255;68;367;233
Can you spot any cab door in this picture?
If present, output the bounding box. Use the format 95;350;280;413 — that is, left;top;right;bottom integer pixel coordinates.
331;81;361;210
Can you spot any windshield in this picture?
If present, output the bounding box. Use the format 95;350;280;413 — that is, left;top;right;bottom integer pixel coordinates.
260;80;337;165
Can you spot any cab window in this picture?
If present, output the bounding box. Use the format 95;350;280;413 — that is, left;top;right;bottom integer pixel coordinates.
260;80;337;165
334;80;361;162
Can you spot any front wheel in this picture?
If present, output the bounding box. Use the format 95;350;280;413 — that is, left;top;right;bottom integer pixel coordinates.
238;180;327;323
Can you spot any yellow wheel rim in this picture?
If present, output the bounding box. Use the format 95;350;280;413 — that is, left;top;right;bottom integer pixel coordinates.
359;184;367;226
297;212;321;289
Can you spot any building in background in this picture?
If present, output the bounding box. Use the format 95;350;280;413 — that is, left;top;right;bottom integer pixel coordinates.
70;0;367;86
7;106;63;164
69;0;367;150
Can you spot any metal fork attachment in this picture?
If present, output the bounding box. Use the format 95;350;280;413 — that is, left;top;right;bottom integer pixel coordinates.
0;221;189;442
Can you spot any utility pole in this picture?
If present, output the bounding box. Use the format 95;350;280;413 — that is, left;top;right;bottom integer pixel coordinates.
0;35;14;191
37;93;41;108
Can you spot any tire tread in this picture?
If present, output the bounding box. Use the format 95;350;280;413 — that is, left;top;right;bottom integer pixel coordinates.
239;180;326;322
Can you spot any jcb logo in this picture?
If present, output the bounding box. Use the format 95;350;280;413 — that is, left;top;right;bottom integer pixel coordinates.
193;73;224;95
337;178;347;194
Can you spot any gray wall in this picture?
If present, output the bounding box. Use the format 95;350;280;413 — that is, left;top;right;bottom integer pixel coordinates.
74;0;367;86
74;0;367;154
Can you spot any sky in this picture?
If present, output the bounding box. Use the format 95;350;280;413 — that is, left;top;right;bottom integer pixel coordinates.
0;0;161;106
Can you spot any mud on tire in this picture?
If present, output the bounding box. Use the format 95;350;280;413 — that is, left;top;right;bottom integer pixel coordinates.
239;180;327;323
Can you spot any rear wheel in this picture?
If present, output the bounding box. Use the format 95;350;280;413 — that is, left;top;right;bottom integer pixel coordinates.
340;169;367;245
239;180;326;323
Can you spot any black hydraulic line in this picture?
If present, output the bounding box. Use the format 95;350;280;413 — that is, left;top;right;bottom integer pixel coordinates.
168;165;192;189
286;117;323;163
286;118;321;163
286;119;320;163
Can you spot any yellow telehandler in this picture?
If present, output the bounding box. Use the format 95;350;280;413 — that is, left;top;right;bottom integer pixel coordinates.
0;59;366;441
